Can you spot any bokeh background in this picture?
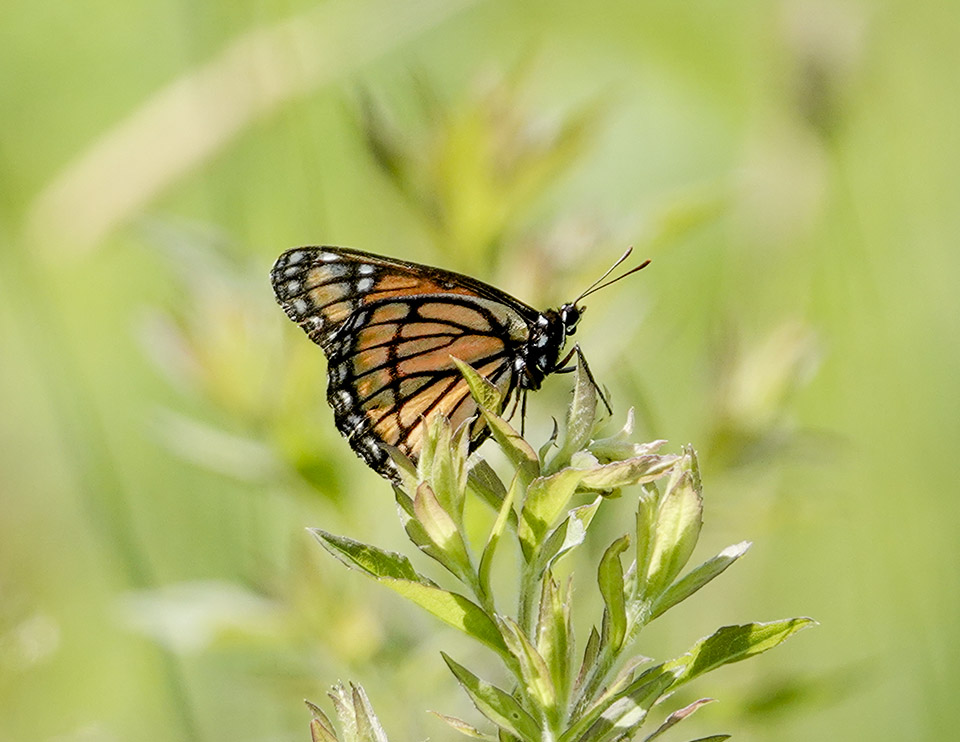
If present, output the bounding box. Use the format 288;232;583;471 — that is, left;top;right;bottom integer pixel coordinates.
2;1;957;740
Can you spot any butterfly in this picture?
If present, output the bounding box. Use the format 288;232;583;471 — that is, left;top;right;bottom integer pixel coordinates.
271;246;649;482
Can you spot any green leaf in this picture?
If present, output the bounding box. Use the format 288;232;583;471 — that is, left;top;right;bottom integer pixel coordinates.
546;360;597;473
650;542;751;620
413;482;473;582
578;454;678;490
666;618;817;688
535;496;602;578
563;665;674;742
633;486;658;598
423;414;459;515
468;460;518;529
350;683;389;742
588;410;666;462
383;443;419;493
453;356;539;484
519;469;587;559
644;470;703;600
536;576;573;711
442;653;542;742
306;700;338;742
485;409;541;489
430;711;498;741
479;472;520;604
598;535;630;653
312;529;428;584
394;486;451;570
497;616;557;716
310;719;338;742
381;578;508;657
537;418;560;462
642;698;715;741
453;356;504;412
574;626;600;697
685;736;731;742
313;529;507;656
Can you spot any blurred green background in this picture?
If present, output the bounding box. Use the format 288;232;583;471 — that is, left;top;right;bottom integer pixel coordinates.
2;0;957;740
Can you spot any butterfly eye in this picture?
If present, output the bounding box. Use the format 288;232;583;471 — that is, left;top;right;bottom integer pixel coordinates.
561;304;582;333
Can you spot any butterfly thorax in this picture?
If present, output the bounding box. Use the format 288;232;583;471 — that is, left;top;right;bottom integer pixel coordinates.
520;303;582;390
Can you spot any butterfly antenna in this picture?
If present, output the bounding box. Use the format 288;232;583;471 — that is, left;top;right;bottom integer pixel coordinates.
575;248;651;304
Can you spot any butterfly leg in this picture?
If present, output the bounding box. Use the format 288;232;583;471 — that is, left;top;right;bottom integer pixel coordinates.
553;345;613;415
520;389;528;436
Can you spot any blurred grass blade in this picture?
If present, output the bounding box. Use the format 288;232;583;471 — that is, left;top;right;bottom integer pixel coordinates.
26;0;481;257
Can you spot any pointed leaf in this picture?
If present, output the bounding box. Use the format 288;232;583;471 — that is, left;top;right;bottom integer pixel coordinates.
536;576;573;710
535;496;603;578
327;684;357;738
519;469;587;559
574;626;600;697
643;698;715;742
479;472;520;603
310;719;338;742
442;653;542;742
453;356;504;412
547;360;597;472
453;357;539;485
468;460;518;529
644;471;703;599
424;414;461;517
430;711;498;740
413;482;473;581
497;616;557;715
564;665;674;742
312;529;428;584
598;535;630;652
380;578;508;657
666;619;817;688
307;700;338;742
633;486;658;599
650;542;751;620
351;683;389;742
484;409;540;488
578;454;678;490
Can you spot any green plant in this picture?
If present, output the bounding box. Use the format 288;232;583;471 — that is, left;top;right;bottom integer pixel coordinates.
307;361;814;741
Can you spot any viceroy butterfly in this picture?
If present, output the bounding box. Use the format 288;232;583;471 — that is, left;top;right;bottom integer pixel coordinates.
271;246;648;482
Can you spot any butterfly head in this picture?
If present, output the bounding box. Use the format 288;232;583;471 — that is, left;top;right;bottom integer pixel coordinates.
559;302;583;335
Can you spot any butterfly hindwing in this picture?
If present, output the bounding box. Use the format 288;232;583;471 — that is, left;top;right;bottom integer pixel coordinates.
271;246;537;479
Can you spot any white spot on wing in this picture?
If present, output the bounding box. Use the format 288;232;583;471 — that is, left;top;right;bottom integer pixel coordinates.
292;298;308;315
320;252;338;262
286;280;300;293
357;277;374;292
359;264;375;276
288;250;304;264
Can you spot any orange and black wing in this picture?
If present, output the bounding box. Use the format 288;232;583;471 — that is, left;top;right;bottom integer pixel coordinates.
271;246;536;480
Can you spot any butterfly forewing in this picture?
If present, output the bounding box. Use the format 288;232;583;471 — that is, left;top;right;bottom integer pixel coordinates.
271;246;534;480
